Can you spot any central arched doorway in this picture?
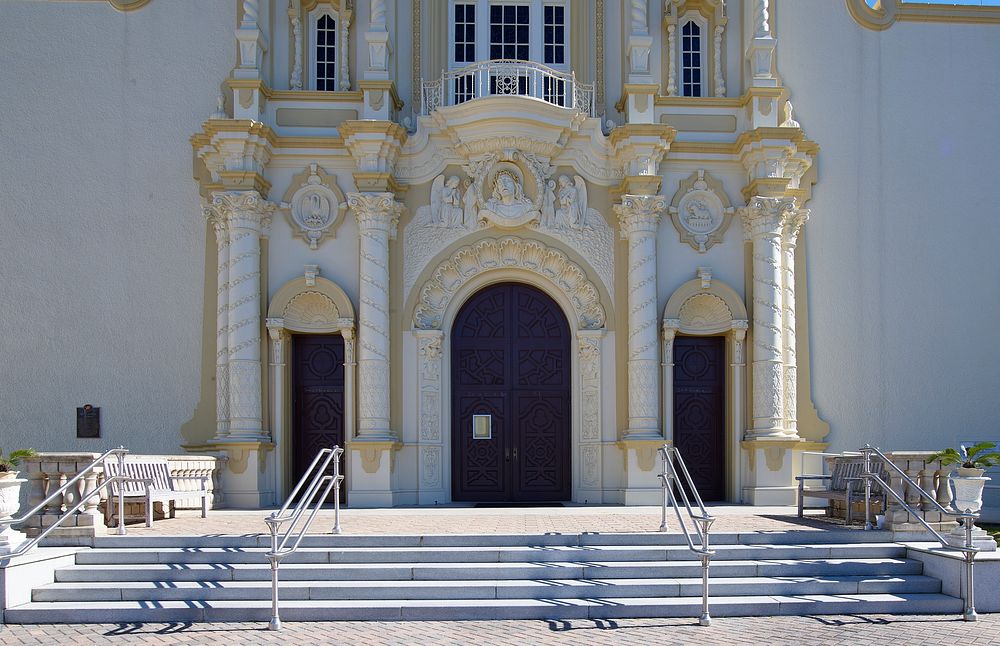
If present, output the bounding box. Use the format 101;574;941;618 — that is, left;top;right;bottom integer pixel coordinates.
451;282;571;502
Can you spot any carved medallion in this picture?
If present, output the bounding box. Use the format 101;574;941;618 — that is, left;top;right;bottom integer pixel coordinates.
668;170;734;253
282;163;348;249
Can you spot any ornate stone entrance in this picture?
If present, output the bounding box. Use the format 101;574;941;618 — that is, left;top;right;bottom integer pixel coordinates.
450;282;571;502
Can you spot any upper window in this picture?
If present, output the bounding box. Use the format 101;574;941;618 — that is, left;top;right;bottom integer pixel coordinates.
315;14;337;91
449;1;568;69
680;20;703;97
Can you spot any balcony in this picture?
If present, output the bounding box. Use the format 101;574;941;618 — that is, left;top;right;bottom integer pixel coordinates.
421;59;595;117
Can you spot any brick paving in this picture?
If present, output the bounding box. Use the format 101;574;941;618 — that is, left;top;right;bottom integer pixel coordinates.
124;505;853;537
2;614;997;645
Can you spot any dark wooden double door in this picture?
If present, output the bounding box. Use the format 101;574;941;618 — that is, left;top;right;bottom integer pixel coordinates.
673;336;726;501
451;283;571;502
292;334;346;502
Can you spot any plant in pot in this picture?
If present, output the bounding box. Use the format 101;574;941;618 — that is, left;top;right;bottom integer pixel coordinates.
929;441;999;515
0;448;37;554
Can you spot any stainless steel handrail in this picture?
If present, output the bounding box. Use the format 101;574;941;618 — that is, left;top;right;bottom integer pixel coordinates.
264;445;344;631
658;444;715;627
859;444;980;621
0;447;133;558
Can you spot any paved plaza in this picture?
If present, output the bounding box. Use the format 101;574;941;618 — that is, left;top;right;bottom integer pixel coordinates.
2;614;998;645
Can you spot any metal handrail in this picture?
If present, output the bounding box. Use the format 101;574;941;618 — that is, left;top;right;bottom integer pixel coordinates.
859;444;980;621
0;447;133;558
658;445;715;627
264;445;344;631
421;59;597;116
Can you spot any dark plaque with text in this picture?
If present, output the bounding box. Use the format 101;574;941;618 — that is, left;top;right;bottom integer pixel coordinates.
76;405;100;438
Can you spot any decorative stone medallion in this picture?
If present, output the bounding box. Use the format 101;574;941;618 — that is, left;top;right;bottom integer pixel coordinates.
281;163;348;249
668;169;734;253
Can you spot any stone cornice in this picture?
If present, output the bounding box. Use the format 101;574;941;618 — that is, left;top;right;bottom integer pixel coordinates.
191;119;276;195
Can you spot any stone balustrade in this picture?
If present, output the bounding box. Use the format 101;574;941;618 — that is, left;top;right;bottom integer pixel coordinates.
18;453;227;539
880;451;954;533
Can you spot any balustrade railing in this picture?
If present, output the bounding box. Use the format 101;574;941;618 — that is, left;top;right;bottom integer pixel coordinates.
421;59;595;116
859;444;980;622
1;447;134;558
658;445;715;627
265;446;344;631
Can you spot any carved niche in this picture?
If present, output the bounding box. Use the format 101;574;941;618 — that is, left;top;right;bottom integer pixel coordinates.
281;163;348;249
404;149;615;307
668;170;734;253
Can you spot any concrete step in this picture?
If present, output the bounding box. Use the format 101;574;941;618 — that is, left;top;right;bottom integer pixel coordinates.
4;593;964;624
32;574;942;603
54;557;925;583
85;529;895;550
70;543;906;566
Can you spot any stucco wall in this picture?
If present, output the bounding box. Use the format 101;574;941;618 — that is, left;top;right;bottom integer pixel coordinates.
0;1;234;454
777;3;1000;452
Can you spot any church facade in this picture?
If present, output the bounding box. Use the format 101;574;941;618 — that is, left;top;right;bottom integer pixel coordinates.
3;0;999;508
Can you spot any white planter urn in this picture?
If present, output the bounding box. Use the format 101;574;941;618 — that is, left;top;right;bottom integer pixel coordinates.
951;467;989;514
945;467;997;552
0;473;27;555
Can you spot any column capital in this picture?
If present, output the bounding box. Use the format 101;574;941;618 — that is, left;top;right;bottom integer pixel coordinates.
348;192;404;238
614;194;667;239
782;208;810;246
739;195;799;239
208;190;277;234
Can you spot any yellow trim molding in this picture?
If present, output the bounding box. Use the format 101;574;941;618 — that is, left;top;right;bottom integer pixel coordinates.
847;0;1000;31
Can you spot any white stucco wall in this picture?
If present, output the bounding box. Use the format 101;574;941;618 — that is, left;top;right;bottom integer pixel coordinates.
0;1;234;454
777;3;1000;452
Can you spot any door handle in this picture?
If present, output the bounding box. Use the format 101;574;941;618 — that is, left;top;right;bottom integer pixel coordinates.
513;447;518;461
505;447;510;461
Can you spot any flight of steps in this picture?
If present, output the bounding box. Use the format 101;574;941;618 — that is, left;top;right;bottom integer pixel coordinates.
4;530;963;623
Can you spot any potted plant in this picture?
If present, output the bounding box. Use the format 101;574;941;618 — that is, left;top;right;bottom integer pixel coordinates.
929;441;1000;514
0;447;37;479
0;448;36;553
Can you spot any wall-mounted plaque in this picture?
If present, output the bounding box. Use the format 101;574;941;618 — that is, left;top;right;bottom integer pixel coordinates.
76;404;100;438
472;414;492;440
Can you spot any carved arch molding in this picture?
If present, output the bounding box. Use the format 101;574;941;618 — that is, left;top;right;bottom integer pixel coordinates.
413;236;607;331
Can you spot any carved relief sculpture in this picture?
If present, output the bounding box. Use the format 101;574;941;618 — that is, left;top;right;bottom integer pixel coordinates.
282;163;347;249
668;170;734;253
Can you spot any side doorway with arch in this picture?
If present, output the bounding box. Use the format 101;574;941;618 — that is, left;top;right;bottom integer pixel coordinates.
450;282;572;502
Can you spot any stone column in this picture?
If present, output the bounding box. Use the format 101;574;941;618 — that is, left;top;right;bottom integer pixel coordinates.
348;192;402;441
730;321;748;501
578;330;605;502
742;196;794;438
215;191;274;441
204;205;231;440
416;330;445;504
781;210;808;438
615;194;667;439
266;322;289;494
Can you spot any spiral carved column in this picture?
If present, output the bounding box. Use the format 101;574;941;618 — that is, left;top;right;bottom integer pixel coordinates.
742;196;795;438
348;192;402;441
211;191;275;441
204;204;231;440
781;209;808;438
615;194;667;439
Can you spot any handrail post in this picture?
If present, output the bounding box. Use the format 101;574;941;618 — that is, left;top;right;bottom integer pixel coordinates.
115;446;126;536
964;514;977;621
697;515;714;627
862;445;874;530
333;448;342;535
265;514;282;631
659;445;669;532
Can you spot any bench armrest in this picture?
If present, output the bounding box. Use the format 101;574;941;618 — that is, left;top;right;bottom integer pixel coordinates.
795;474;832;482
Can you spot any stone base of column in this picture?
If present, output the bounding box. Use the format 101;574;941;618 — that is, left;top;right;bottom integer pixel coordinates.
616;439;665;505
348;439;401;508
741;438;810;505
944;522;998;552
213;441;276;508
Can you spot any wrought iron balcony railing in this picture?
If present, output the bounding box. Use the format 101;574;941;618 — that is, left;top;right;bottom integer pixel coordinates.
421;59;596;117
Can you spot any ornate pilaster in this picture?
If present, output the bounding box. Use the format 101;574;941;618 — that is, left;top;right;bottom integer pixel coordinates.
416;330;444;502
661;319;680;444
205;203;231;440
626;0;653;82
348;192;402;442
615;194;667;439
578;330;605;498
288;0;303;90
741;196;795;438
213;190;276;441
365;0;391;79
746;0;776;88
781;208;808;438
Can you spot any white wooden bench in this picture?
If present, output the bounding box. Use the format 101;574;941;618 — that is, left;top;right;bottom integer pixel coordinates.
103;460;210;527
797;457;888;524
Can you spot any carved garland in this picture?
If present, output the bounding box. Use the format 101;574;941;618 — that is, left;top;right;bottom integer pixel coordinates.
413;237;606;330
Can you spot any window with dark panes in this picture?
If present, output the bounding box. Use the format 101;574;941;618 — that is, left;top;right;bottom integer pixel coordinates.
543;4;564;65
315;14;337;91
489;4;530;60
454;3;476;63
681;20;702;97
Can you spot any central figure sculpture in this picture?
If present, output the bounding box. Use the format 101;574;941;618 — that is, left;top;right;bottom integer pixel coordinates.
478;167;539;228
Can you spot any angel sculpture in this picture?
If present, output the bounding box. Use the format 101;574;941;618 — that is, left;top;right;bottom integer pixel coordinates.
462;179;479;228
540;179;557;228
556;175;588;229
430;175;464;228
